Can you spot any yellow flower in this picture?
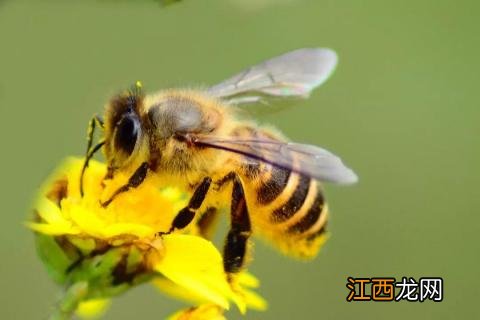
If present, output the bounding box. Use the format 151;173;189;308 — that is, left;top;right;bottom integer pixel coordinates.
28;158;266;319
167;304;226;320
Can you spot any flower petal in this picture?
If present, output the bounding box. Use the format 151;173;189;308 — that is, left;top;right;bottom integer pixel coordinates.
167;304;226;320
152;277;211;306
237;272;260;288
153;235;236;310
26;222;80;236
241;288;268;311
76;298;111;319
35;197;67;225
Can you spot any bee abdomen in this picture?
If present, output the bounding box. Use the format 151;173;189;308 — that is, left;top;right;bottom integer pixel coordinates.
257;166;291;205
283;185;329;258
270;174;310;223
287;190;325;234
266;175;329;257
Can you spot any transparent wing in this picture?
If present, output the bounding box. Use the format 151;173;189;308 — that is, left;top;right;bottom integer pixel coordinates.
193;136;358;184
207;48;338;106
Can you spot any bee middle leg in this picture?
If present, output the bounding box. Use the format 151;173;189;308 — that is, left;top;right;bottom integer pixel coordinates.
159;177;213;235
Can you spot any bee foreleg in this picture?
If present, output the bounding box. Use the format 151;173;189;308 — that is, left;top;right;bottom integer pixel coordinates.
100;162;149;207
223;174;251;274
94;114;104;128
80;140;105;196
80;114;105;197
159;177;212;235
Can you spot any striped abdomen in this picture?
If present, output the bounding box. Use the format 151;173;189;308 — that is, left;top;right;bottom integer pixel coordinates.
229;125;329;258
242;154;329;259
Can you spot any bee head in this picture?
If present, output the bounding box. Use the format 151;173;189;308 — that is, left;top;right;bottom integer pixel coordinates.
104;83;146;171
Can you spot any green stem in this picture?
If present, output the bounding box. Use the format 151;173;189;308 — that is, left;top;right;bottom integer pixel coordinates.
49;282;89;320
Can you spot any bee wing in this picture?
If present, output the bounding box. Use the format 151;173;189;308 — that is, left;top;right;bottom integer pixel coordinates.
194;136;358;184
207;48;338;106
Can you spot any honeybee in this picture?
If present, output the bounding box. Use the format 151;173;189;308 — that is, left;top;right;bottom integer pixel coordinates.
81;48;358;274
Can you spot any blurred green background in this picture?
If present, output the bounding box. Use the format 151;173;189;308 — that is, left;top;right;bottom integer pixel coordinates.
0;0;478;319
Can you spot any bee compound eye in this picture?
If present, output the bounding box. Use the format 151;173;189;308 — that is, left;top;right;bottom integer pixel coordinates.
114;115;140;156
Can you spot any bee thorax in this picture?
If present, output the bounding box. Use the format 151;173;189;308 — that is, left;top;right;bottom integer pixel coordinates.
147;98;205;139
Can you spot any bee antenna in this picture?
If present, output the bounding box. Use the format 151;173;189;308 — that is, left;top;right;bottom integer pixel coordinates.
131;81;143;97
126;80;143;110
134;80;143;92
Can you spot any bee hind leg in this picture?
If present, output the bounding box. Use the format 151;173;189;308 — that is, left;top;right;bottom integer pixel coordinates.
157;177;212;236
223;174;251;274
